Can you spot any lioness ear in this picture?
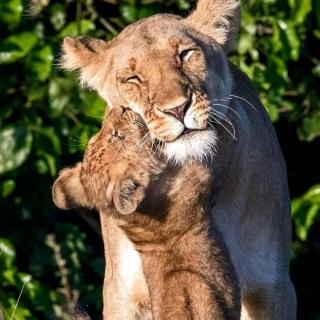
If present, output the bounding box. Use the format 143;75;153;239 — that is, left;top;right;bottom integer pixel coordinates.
60;36;108;89
186;0;240;51
52;163;89;210
113;178;145;215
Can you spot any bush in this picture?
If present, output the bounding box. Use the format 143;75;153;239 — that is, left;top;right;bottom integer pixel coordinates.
0;0;319;319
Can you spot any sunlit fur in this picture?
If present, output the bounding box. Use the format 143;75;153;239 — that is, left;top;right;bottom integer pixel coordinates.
58;0;297;318
60;4;239;163
163;129;218;164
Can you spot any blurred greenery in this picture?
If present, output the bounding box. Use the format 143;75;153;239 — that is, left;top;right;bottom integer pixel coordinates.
0;0;319;319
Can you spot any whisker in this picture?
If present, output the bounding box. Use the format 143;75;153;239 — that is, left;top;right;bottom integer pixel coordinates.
136;133;152;159
153;139;164;158
211;103;243;122
149;136;156;157
229;94;257;111
130;133;149;153
208;115;237;141
212;98;232;101
128;131;151;159
209;110;236;139
213;95;257;111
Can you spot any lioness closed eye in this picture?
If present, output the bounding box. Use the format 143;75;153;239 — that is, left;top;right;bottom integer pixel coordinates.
53;107;240;320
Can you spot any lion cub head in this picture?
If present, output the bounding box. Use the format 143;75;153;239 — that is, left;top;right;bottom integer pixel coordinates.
53;107;163;215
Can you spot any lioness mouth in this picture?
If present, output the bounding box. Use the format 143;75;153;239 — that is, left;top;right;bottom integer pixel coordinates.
181;128;194;135
180;127;207;137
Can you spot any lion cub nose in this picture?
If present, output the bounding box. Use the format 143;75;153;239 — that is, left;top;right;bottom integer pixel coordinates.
162;98;191;122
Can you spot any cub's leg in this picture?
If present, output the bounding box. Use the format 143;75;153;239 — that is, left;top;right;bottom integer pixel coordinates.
146;269;240;320
146;272;192;320
166;271;240;320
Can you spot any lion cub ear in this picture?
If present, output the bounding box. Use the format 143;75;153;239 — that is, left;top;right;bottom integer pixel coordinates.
52;163;89;210
186;0;240;51
113;178;146;215
60;36;109;89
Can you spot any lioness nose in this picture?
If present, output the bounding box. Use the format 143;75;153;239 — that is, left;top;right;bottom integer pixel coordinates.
162;98;191;122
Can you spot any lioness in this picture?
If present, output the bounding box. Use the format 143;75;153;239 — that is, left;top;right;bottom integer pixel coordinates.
53;107;241;320
59;0;297;318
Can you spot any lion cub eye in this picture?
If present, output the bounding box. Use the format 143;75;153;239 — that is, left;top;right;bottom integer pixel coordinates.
124;75;141;85
179;49;195;62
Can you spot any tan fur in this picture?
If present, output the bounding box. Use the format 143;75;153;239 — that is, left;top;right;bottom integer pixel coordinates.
53;107;241;319
58;0;296;319
186;0;240;50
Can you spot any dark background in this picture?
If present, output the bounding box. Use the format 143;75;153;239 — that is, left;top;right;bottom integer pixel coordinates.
0;0;320;319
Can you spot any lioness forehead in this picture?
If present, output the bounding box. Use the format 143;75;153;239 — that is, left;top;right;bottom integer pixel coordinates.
115;14;189;50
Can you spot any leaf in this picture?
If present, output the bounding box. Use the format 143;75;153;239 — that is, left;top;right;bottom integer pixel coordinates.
0;180;16;198
0;238;16;259
26;45;54;82
0;0;23;27
35;127;61;155
278;20;300;60
288;0;295;9
0;125;33;175
0;238;16;269
137;3;161;19
177;0;191;10
264;101;279;122
120;4;137;22
294;203;319;241
0;32;38;64
291;0;312;24
312;64;320;77
238;33;254;55
304;185;320;203
266;55;288;84
48;78;74;117
57;20;95;38
80;90;106;119
28;0;50;16
292;185;320;241
297;111;320;141
50;3;66;31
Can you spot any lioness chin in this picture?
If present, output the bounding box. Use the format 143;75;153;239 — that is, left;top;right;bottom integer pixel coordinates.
58;0;296;319
53;107;241;320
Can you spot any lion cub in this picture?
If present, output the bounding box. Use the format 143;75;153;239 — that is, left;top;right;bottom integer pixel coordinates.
53;107;240;320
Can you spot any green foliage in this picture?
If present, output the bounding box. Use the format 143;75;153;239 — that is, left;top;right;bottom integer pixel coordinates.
232;0;320;131
0;0;319;319
292;185;320;241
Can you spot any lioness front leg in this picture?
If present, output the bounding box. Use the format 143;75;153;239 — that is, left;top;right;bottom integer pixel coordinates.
241;277;297;320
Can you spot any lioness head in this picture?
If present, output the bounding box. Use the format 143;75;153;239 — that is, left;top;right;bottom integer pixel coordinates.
61;0;240;163
53;107;163;214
